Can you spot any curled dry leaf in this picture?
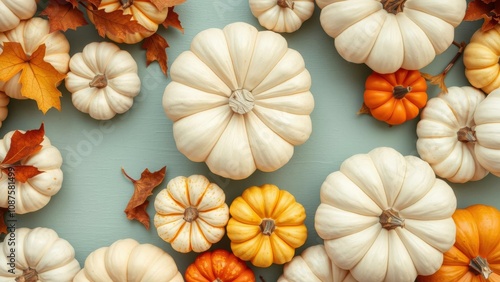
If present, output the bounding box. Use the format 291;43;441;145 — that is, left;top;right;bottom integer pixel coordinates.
0;42;66;113
464;0;500;31
40;0;88;32
0;123;45;183
122;166;167;229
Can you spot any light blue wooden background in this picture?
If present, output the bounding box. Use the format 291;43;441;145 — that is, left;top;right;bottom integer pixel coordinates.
4;0;495;280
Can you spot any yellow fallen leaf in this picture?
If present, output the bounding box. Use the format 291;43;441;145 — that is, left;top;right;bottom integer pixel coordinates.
0;42;66;114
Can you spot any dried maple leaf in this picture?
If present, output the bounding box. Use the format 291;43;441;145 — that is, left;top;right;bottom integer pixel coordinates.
151;0;186;11
66;0;79;8
0;208;7;234
464;0;500;31
122;166;167;229
142;33;169;75
0;42;66;113
40;0;88;32
88;8;150;42
162;7;184;32
0;123;45;182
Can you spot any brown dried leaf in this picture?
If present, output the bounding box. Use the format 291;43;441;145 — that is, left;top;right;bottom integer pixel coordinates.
162;7;184;32
88;8;150;42
142;33;169;75
40;0;88;32
122;166;167;229
66;0;79;8
465;0;500;31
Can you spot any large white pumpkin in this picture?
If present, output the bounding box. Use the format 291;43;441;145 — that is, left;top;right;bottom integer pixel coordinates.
315;147;457;282
416;86;488;183
315;0;466;73
73;238;183;282
162;22;314;180
0;227;81;281
0;129;64;214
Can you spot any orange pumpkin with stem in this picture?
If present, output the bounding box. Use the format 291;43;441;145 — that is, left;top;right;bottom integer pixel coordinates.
362;68;428;125
418;204;500;282
185;249;255;282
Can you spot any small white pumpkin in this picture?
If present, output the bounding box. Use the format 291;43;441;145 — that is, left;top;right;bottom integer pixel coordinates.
249;0;315;33
278;244;357;282
163;22;314;180
0;91;9;128
0;227;81;281
0;0;37;32
315;147;457;282
416;86;488;183
154;174;229;253
0;129;64;214
0;17;71;99
65;41;141;120
315;0;467;73
73;238;183;282
473;88;500;177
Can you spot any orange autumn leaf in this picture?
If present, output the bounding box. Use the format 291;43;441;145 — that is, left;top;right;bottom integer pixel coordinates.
88;8;150;42
151;0;186;11
464;0;500;31
40;0;88;32
122;166;167;229
162;6;184;32
0;208;7;234
142;33;169;75
0;123;45;182
0;42;66;114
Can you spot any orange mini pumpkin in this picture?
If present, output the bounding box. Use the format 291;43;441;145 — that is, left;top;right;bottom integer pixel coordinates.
363;68;428;125
418;204;500;282
185;249;255;282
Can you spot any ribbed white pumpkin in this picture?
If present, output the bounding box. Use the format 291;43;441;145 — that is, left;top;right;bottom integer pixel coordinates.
0;227;81;281
315;147;457;282
163;22;314;180
65;42;141;120
473;88;500;177
249;0;315;33
0;129;64;214
0;92;9;128
73;238;183;282
278;244;357;282
315;0;466;73
416;86;488;183
0;0;37;32
0;17;70;99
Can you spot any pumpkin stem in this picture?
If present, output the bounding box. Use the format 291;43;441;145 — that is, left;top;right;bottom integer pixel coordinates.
380;0;406;14
379;208;405;230
89;74;108;89
260;219;276;235
229;89;255;114
183;206;199;223
457;126;477;143
393;85;411;99
277;0;294;9
422;41;466;93
15;268;38;282
470;256;493;279
119;0;133;9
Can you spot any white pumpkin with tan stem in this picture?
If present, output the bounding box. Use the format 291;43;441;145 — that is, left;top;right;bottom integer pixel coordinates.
162;22;314;180
0;227;81;281
278;244;357;282
0;0;37;32
416;86;488;183
0;129;63;214
315;147;457;282
315;0;466;73
73;238;183;282
154;174;229;253
473;88;500;177
0;92;9;128
65;42;141;120
249;0;315;33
